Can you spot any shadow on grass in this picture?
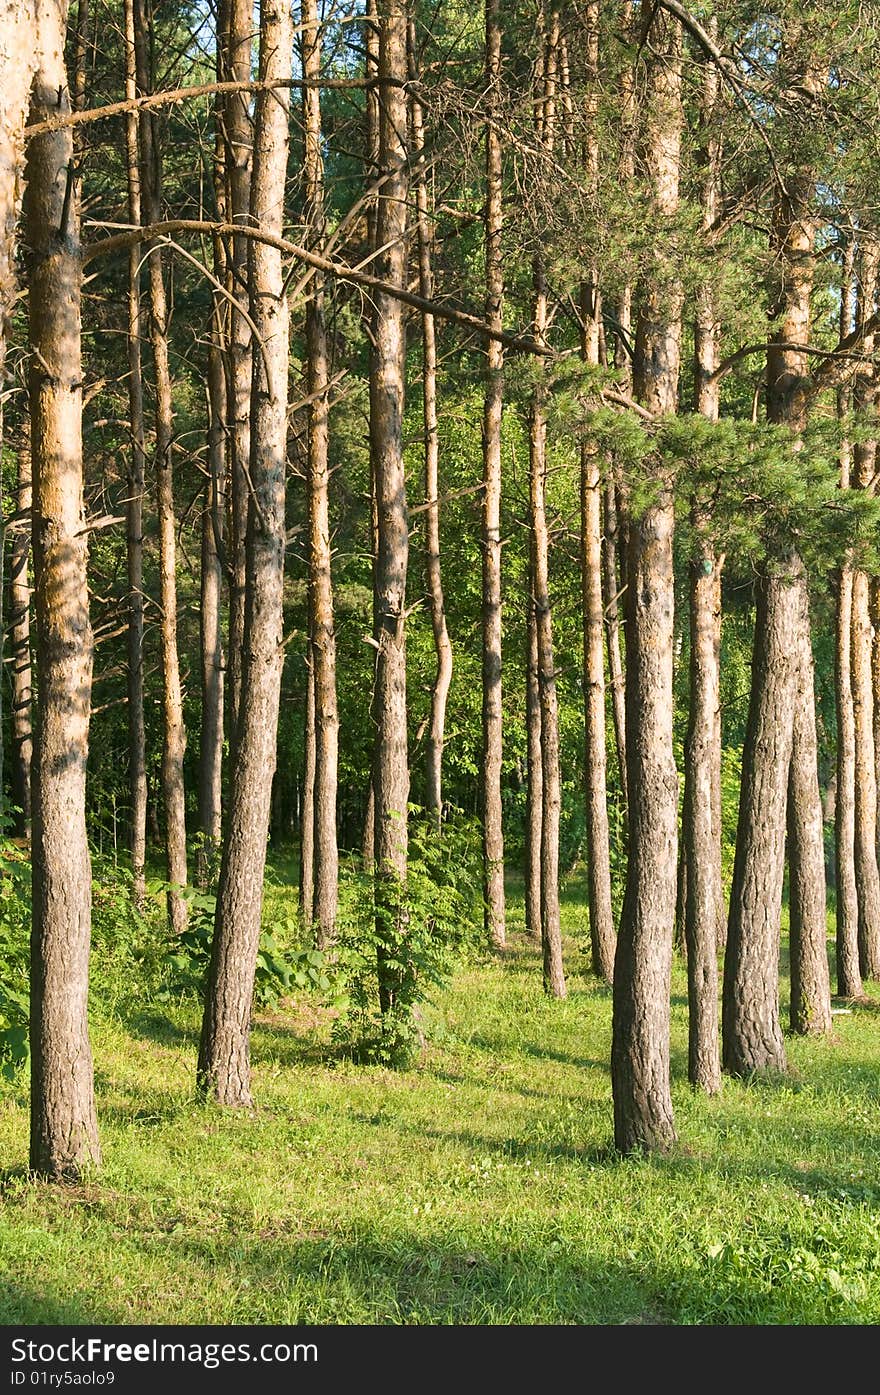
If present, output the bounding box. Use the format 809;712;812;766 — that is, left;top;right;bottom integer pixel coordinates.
0;1281;125;1325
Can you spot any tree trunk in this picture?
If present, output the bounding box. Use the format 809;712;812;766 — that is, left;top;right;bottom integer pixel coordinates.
602;479;628;813
134;0;188;934
198;0;292;1106
722;571;798;1075
836;557;863;999
409;22;452;825
481;0;506;950
611;7;681;1156
681;37;722;1092
198;338;226;884
299;658;316;929
370;0;410;1014
223;0;254;747
580;0;615;987
122;0;147;905
25;0;100;1176
787;581;832;1034
9;424;33;840
302;0;339;948
524;594;542;938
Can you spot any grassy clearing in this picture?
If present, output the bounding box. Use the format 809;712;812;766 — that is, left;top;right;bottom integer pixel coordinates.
2;873;880;1325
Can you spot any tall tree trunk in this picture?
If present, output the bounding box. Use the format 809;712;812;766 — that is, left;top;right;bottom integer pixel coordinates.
787;580;832;1034
580;0;615;986
223;0;254;747
370;0;410;1015
303;0;339;948
123;0;147;904
836;554;863;1000
682;34;722;1092
198;0;292;1106
529;7;564;999
134;0;188;934
611;7;682;1156
199;338;226;884
723;41;824;1076
409;21;452;824
9;423;33;840
481;0;506;950
360;0;379;870
25;0;100;1176
851;239;880;980
524;594;542;938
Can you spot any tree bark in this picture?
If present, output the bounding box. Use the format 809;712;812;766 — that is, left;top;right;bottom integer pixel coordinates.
303;0;339;948
612;7;681;1155
481;0;506;950
370;0;410;1013
199;337;226;884
524;593;542;938
580;0;615;987
25;0;100;1176
836;555;863;999
787;580;832;1034
222;0;254;748
134;0;188;934
409;21;452;825
602;479;627;813
9;424;33;840
299;658;316;930
198;0;292;1106
681;35;722;1092
122;0;147;904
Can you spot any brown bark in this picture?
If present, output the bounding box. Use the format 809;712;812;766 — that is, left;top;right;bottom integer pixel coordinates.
222;0;254;747
580;1;615;987
409;23;452;824
123;0;146;904
524;594;542;939
612;8;681;1155
851;240;880;979
681;35;722;1092
723;569;800;1075
9;425;33;840
370;0;410;1014
25;0;100;1177
198;0;292;1106
836;555;863;999
134;0;188;934
299;658;315;930
198;337;226;884
481;0;506;950
602;479;627;812
303;0;339;948
787;581;832;1034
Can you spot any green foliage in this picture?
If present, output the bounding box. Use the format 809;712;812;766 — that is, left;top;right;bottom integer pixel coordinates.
332;812;486;1067
0;833;30;1079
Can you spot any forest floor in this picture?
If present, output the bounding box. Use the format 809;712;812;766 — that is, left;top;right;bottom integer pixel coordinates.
2;872;880;1325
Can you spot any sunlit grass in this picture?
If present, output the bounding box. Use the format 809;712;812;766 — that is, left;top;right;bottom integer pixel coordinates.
2;873;880;1325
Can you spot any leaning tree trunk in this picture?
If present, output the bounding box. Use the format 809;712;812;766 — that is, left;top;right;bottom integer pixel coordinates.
481;0;506;950
303;0;339;948
787;580;832;1034
580;0;615;986
9;423;33;840
123;0;147;903
409;22;452;824
681;35;723;1092
25;0;101;1176
370;0;411;1018
198;0;292;1106
611;7;681;1156
134;0;188;934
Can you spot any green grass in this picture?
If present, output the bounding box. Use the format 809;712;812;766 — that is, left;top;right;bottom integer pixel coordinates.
3;875;880;1325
